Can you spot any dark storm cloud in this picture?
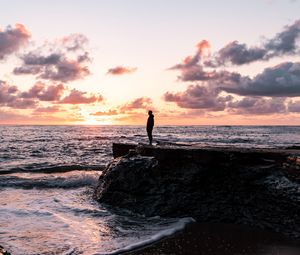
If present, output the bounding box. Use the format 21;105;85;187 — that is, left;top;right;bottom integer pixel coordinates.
13;34;91;82
0;24;30;60
59;89;103;104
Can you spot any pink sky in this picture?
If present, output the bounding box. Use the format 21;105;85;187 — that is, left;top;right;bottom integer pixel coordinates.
1;0;300;125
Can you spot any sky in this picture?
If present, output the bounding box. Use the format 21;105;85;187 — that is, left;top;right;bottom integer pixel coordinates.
1;0;300;125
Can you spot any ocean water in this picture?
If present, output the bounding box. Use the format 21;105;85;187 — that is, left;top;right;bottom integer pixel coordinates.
1;125;300;255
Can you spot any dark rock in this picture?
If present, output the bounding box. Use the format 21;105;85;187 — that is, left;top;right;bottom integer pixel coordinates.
286;145;300;150
0;246;11;255
113;143;137;158
95;144;300;240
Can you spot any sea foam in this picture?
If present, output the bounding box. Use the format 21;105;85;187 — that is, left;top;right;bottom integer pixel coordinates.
95;217;195;255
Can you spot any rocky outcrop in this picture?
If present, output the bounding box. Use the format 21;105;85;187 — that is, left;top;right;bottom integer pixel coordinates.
95;143;300;239
0;246;11;255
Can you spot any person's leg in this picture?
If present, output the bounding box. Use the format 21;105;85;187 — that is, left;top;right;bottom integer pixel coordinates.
149;130;152;145
147;129;153;145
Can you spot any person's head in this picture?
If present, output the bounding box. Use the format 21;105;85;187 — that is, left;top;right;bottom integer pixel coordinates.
148;110;153;116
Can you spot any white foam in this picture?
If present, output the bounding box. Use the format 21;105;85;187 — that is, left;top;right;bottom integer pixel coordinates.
0;171;99;189
94;217;195;255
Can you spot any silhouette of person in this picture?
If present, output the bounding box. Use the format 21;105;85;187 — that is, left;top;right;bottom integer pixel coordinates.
146;110;154;145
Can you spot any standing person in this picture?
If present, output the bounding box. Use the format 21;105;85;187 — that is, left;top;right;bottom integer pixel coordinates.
146;110;154;145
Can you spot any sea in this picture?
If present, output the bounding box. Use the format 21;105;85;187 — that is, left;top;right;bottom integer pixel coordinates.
1;125;300;255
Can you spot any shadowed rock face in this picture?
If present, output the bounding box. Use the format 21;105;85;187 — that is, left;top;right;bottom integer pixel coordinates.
94;144;300;239
0;245;11;255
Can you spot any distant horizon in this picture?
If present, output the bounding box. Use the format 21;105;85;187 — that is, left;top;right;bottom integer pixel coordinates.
1;0;300;125
1;124;300;127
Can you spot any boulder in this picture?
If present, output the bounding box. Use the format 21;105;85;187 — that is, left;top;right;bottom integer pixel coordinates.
94;144;300;239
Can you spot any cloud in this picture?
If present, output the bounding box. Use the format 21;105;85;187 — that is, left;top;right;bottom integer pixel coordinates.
169;57;300;97
59;89;103;104
13;34;91;82
170;40;211;70
210;19;300;66
107;66;137;75
1;80;102;110
167;22;300;116
119;97;153;113
288;100;300;112
0;23;30;60
20;82;65;101
170;20;300;75
221;62;300;97
177;65;218;81
266;19;300;57
207;41;267;66
6;98;37;109
0;80;37;109
163;83;289;115
33;106;62;113
164;60;300;114
164;85;232;111
90;109;118;116
228;97;287;115
61;34;89;51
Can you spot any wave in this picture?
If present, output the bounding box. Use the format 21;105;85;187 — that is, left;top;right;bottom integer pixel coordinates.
0;172;100;189
0;164;104;175
94;217;195;255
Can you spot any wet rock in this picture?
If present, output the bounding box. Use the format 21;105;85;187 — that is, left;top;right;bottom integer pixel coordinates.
94;144;300;240
0;246;11;255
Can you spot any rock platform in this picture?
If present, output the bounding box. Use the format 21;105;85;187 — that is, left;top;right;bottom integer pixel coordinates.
95;143;300;239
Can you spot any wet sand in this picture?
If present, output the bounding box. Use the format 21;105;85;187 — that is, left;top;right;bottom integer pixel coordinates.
126;223;300;255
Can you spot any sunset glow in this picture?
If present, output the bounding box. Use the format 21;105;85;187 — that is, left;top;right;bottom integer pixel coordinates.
1;0;300;125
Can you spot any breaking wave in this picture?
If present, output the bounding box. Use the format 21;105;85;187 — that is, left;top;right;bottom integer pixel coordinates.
0;171;100;189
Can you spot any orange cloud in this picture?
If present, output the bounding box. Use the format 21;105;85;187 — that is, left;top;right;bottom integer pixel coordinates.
119;97;153;113
15;23;31;37
21;82;65;101
197;39;211;57
59;89;103;104
0;23;31;59
90;109;118;116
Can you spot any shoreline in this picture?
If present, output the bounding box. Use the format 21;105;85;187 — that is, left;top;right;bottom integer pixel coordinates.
125;222;300;255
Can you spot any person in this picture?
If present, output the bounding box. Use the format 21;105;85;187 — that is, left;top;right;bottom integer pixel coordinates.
146;110;154;145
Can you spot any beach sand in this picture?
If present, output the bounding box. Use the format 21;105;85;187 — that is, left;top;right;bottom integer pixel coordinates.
126;223;300;255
